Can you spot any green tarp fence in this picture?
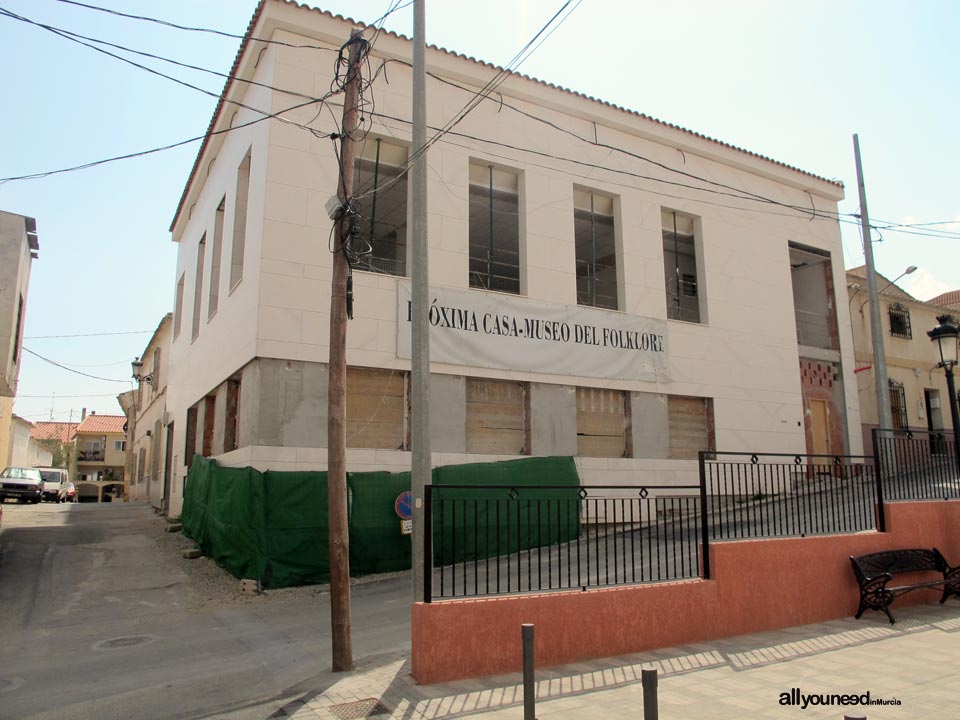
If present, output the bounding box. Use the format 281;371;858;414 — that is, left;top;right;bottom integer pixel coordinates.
181;455;579;588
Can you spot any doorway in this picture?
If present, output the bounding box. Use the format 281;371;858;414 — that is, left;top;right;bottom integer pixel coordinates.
809;399;830;456
162;422;174;515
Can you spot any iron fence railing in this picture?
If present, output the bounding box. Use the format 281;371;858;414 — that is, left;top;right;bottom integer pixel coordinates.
699;451;878;540
423;484;706;602
872;428;960;503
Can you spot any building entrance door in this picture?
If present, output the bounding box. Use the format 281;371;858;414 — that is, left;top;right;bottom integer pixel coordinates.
810;399;830;456
162;422;174;514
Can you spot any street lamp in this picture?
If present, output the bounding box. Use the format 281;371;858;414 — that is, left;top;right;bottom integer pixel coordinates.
131;357;154;387
859;265;917;313
927;315;960;473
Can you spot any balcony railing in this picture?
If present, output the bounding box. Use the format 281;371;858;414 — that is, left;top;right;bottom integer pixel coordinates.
77;450;105;462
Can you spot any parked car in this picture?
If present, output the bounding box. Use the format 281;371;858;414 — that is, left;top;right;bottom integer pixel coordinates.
0;467;43;504
37;467;70;503
63;482;78;503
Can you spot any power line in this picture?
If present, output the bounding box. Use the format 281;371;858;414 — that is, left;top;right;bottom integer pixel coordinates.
24;330;153;339
15;393;122;398
22;347;130;382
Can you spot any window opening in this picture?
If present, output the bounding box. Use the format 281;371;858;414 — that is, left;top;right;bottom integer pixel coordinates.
353;139;408;276
662;210;700;323
574;190;617;310
209;197;225;318
469;164;520;294
192;234;205;340
888;303;912;339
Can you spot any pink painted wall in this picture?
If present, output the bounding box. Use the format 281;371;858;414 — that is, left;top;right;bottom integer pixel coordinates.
412;501;960;683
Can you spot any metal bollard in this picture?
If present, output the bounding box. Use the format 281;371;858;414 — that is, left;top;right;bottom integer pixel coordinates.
641;668;658;720
522;624;536;720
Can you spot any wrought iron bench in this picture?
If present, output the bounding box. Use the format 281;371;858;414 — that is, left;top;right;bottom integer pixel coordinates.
850;548;960;624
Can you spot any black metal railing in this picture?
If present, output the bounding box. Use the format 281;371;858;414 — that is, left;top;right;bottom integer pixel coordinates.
423;484;706;602
699;452;878;540
872;428;960;503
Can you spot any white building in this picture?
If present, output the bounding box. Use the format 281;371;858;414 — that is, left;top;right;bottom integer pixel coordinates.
163;0;859;516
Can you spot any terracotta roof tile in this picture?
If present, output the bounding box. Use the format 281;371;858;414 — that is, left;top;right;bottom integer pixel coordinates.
171;0;843;231
75;414;127;435
929;289;960;309
30;422;78;443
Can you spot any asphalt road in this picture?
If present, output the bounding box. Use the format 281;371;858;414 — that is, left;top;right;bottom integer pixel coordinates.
0;502;412;720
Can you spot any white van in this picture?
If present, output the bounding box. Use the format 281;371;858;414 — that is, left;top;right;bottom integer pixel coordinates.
36;467;70;503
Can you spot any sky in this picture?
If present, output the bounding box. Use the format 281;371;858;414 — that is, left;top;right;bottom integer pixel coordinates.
1;0;958;424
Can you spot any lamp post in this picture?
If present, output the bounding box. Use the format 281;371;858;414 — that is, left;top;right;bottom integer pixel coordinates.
928;315;960;474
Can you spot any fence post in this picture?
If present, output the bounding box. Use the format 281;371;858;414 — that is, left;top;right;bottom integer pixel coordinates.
522;623;536;720
871;428;887;533
641;668;659;720
423;484;433;603
698;451;711;580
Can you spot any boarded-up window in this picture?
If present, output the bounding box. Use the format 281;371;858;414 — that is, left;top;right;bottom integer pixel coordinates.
668;395;715;459
577;388;630;458
224;378;240;452
346;368;407;450
466;379;528;455
202;395;216;457
184;405;198;466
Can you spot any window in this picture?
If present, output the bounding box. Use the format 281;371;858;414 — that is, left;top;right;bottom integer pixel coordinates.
346;367;407;449
466;379;528;454
224;377;241;452
192;234;206;340
889;380;908;430
152;347;161;391
185;405;198;465
573;189;618;310
114;440;127;452
888;303;912;339
469;163;520;294
352;139;408;276
668;395;715;459
202;395;216;456
173;274;185;338
12;294;23;363
209;197;225;318
576;388;631;458
85;440;101;453
662;209;702;323
138;448;146;485
230;150;251;289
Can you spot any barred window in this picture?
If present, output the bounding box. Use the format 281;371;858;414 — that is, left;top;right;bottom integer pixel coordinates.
889;380;908;430
573;189;618;310
469;163;521;294
888;303;912;339
352;139;408;277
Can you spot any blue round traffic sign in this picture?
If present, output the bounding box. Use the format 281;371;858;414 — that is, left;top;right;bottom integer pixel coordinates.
395;491;413;520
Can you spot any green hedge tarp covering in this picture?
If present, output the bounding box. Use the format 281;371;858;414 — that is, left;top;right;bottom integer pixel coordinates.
181;455;579;588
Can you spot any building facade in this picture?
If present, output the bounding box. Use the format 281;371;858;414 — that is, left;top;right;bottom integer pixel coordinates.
6;415;53;469
121;314;173;511
846;267;957;450
73;413;128;502
163;0;860;515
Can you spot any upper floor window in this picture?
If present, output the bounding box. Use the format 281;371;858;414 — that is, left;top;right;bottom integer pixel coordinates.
469;163;520;294
192;234;206;341
573;189;618;310
353;139;408;277
662;209;702;323
173;273;185;339
114;440;127;452
888;303;912;339
230;150;251;290
209;197;225;319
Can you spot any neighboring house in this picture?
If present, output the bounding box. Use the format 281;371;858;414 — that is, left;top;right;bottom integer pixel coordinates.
29;421;78;469
0;210;39;470
119;314;172;511
846;267;956;450
6;415;52;468
929;289;960;314
73;413;128;502
163;0;859;516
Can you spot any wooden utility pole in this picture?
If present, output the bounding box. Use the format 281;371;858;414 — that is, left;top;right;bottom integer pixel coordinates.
327;28;366;673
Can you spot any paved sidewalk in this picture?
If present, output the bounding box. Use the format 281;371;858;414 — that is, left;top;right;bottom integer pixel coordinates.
273;601;960;719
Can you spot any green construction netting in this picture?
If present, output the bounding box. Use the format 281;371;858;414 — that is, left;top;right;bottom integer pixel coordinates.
181;455;580;588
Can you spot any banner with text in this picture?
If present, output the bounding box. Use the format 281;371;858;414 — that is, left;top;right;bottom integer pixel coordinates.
397;282;668;381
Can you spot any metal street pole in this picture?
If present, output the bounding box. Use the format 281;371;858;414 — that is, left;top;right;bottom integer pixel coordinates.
943;366;960;475
411;0;431;602
853;134;893;431
327;28;367;672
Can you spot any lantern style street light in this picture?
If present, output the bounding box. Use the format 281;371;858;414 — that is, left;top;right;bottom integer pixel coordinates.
928;315;960;473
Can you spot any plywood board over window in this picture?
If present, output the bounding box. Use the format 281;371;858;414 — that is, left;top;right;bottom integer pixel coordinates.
466;379;528;455
577;387;630;458
346;367;407;450
668;395;715;459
